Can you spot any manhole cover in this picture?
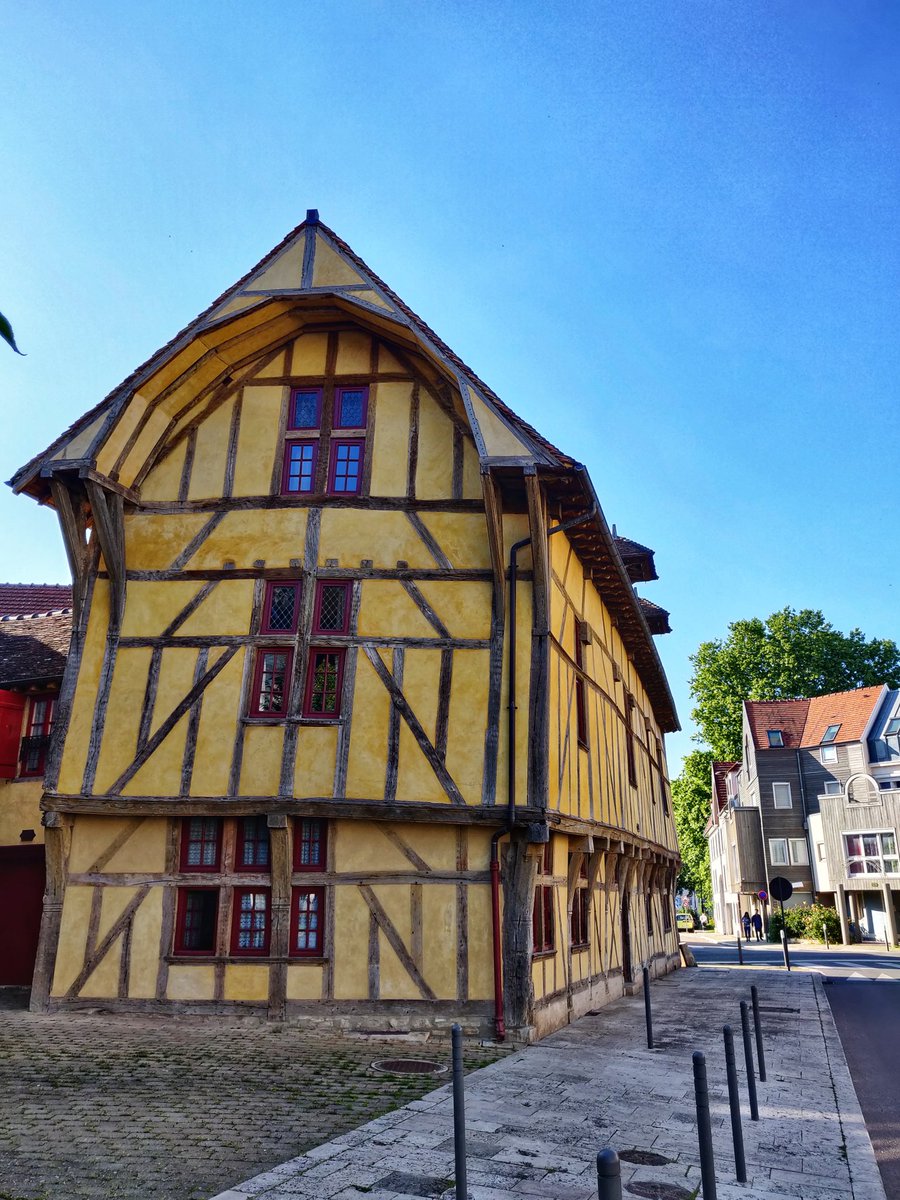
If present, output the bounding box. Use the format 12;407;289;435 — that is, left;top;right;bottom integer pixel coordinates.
626;1183;693;1200
371;1057;448;1075
619;1149;674;1166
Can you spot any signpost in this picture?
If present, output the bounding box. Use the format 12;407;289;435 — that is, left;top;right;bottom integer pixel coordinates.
769;877;793;970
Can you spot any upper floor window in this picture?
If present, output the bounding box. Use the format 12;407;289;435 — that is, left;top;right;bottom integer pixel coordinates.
180;817;222;872
886;717;900;737
235;816;270;872
624;694;637;789
845;831;899;877
295;818;327;871
772;782;792;809
313;581;351;634
249;648;293;718
19;694;55;777
303;650;345;719
261;581;301;634
288;387;323;431
821;724;841;745
574;620;589;749
334;386;368;429
766;730;784;748
820;745;838;764
327;439;364;494
822;780;842;796
280;384;369;497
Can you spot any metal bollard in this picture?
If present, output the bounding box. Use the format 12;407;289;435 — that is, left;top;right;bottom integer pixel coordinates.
451;1024;467;1199
723;1026;747;1183
643;965;654;1049
596;1148;623;1200
736;933;743;964
739;1001;759;1120
780;927;791;971
750;985;766;1083
886;930;890;953
692;1051;717;1199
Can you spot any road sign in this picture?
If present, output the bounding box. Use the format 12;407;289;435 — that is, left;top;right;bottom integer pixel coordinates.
757;890;768;902
769;877;793;902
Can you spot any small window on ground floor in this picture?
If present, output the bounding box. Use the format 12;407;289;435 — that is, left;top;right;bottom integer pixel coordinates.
571;887;589;948
533;885;555;954
290;887;325;956
231;888;271;955
175;888;218;954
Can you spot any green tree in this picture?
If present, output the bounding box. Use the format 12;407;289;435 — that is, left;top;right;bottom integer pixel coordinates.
672;749;713;902
690;607;900;760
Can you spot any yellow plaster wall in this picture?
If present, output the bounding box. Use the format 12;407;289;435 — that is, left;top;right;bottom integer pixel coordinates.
232;385;284;497
396;650;443;804
51;885;93;994
191;652;248;797
57;587;110;794
415;580;492;641
239;724;284;796
128;886;164;998
223;963;269;1001
468;393;531;458
55;410;108;463
68;817;166;874
78;938;122;998
312;238;367;288
415;394;453;501
357;581;436;641
0;780;44;845
92;647;153;792
335;330;371;374
422;883;457;996
369;884;421;1000
344;651;393;800
294;724;339;798
188;398;234;501
467;884;494;999
332;886;370;998
417;513;492;570
120;406;171;486
124;513;210;571
462;438;481;499
131;439;186;502
286;964;325;1000
180;579;254;637
190;509;309;569
167;965;216;1001
250;242;304;290
95;395;149;479
291;332;328;375
369;382;412;497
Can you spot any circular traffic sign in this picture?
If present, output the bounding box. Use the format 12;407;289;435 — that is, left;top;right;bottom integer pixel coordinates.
768;876;793;902
757;889;768;902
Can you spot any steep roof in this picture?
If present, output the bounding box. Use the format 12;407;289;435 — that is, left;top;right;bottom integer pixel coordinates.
709;760;741;828
0;610;72;688
8;213;679;732
0;583;73;617
745;686;885;750
636;596;671;635
613;534;658;583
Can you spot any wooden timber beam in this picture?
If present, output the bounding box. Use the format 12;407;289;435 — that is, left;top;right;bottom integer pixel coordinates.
48;476;91;629
85;479;126;629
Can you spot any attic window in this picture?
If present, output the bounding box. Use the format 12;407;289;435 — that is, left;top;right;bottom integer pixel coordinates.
886;717;900;737
766;730;784;748
288;388;322;430
821;724;841;745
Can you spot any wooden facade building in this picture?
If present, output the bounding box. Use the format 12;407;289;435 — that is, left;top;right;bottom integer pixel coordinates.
10;214;680;1039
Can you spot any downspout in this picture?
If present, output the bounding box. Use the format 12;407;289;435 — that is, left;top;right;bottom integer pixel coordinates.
489;493;597;1042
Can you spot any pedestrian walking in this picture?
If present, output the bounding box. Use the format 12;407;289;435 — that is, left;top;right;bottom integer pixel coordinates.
742;911;751;940
751;911;763;941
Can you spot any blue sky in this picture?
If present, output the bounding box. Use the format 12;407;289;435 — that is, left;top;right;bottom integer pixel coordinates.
2;1;898;771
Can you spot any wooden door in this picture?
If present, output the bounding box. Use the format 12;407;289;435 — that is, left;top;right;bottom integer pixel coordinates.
0;845;45;985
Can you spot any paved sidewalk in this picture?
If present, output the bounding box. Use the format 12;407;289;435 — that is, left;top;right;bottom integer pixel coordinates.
211;967;886;1200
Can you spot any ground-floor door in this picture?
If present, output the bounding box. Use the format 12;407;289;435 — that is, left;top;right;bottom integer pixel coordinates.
0;844;45;985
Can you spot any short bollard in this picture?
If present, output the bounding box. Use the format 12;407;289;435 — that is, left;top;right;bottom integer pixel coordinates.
736;933;743;965
643;965;654;1049
739;1000;759;1121
780;927;791;971
451;1024;467;1200
597;1147;623;1200
693;1051;718;1199
750;985;766;1083
723;1026;747;1183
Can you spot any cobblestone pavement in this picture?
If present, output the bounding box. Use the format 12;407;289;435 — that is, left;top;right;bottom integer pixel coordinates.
0;990;506;1200
213;967;886;1200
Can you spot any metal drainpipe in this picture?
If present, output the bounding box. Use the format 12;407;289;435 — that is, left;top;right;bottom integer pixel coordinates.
796;749;817;903
489;497;597;1042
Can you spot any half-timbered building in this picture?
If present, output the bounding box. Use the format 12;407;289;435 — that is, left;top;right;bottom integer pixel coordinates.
10;213;680;1039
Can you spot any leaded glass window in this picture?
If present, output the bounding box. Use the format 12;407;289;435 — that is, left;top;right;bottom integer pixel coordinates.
315;582;349;633
334;387;367;428
181;817;221;871
291;888;324;955
237;816;270;870
304;650;343;716
289;388;322;430
251;649;292;716
232;889;270;954
264;582;300;633
295;818;326;870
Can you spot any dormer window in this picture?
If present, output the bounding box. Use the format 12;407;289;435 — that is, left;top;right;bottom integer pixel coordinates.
766;730;784;748
821;724;841;745
886;717;900;737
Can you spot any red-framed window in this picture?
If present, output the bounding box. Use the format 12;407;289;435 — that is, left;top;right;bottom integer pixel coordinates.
249;647;294;717
334;386;368;429
533;839;555;955
231;887;271;955
261;581;301;634
290;887;325;957
571;886;589;948
303;649;344;719
174;887;219;954
180;817;222;872
288;387;323;431
574;622;589;750
18;693;55;777
327;439;364;495
312;581;351;635
235;816;271;872
624;693;637;788
282;440;318;494
294;818;327;871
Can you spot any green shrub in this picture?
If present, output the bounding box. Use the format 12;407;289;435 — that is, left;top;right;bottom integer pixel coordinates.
767;902;841;943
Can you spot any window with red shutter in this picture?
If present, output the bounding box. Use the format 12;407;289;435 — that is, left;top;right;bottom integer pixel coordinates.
0;691;26;780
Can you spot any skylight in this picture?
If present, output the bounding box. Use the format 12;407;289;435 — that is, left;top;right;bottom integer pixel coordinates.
821;724;841;744
766;730;784;747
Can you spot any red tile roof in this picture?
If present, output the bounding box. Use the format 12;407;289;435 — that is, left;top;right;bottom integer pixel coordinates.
0;610;72;687
746;686;885;750
0;584;73;618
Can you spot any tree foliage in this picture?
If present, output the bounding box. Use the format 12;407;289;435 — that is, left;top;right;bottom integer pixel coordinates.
672;749;713;902
689;607;900;760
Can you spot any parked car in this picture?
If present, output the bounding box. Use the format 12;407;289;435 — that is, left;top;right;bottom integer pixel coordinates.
675;911;696;932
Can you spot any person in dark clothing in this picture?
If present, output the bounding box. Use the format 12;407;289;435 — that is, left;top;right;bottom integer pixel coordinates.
741;911;752;939
751;911;763;941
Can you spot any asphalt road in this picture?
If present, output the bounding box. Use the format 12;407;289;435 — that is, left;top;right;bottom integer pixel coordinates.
686;934;900;1198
